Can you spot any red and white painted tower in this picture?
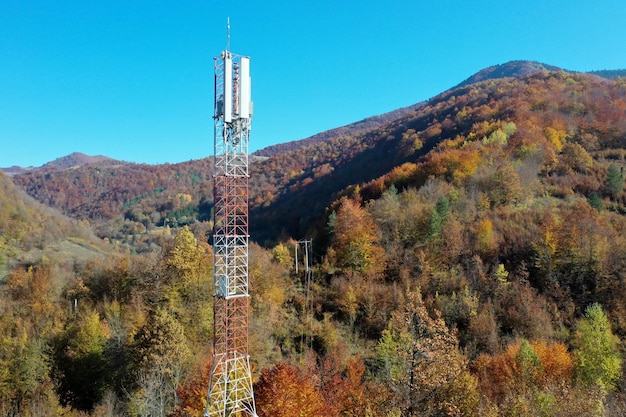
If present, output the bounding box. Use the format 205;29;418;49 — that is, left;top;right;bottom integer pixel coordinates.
205;24;256;417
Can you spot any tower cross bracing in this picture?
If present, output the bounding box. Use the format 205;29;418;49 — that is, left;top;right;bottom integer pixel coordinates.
205;44;256;417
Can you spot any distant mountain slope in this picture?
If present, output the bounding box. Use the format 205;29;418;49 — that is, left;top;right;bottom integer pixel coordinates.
1;152;120;175
587;69;626;80
41;152;119;169
0;170;108;279
1;165;33;175
253;103;424;158
11;158;214;222
9;62;626;246
250;69;626;242
255;60;621;161
454;60;565;88
454;60;625;90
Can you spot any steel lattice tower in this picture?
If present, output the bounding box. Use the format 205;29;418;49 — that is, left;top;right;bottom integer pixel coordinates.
205;38;256;417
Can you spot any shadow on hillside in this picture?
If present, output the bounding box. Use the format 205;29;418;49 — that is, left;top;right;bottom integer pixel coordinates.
250;120;441;246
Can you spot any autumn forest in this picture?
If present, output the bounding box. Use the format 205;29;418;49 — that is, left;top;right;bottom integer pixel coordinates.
2;61;626;416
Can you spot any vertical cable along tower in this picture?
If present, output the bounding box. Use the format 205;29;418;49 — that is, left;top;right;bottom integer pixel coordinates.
205;26;256;417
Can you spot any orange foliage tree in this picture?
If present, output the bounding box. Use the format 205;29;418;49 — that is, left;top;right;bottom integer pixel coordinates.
171;359;212;417
330;198;386;277
254;362;332;417
421;148;481;184
327;354;392;417
473;339;574;413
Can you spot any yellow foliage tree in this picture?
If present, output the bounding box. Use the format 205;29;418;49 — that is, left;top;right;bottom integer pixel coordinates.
424;149;481;185
376;289;478;416
544;127;566;152
476;218;496;256
162;226;213;345
165;225;210;287
272;242;294;268
558;142;593;173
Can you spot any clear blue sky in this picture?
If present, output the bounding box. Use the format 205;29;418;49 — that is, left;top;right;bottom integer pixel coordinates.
2;0;625;167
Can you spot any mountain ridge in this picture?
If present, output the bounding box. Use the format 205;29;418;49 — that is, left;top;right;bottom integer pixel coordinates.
10;65;626;246
253;103;425;158
2;152;122;175
3;61;625;172
42;152;119;169
454;60;566;88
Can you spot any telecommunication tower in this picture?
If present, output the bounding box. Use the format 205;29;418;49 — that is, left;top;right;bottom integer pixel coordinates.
205;22;256;417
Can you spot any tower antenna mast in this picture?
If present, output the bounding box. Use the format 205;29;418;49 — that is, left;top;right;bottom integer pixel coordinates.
226;17;231;52
205;19;256;417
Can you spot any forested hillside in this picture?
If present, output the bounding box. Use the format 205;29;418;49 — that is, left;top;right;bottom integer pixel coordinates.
252;103;424;157
0;170;108;279
3;64;626;416
11;158;215;253
251;69;626;244
9;63;626;246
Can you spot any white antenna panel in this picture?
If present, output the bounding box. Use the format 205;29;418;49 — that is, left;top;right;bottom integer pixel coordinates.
224;55;233;123
217;274;228;297
239;57;251;119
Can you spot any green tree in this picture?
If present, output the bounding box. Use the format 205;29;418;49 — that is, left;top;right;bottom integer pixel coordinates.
604;164;623;197
130;308;191;417
515;339;543;384
54;310;109;411
428;209;443;239
482;128;508;146
503;121;517;137
587;192;603;211
573;303;622;391
326;211;337;236
0;314;58;416
428;196;450;239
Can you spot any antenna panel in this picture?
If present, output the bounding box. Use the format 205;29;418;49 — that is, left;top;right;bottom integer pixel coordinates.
224;55;233;123
217;274;228;297
239;57;251;119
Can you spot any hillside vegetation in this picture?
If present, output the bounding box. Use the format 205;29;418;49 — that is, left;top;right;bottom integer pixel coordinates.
3;63;626;416
11;158;214;253
253;103;424;157
9;65;626;246
0;170;108;279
